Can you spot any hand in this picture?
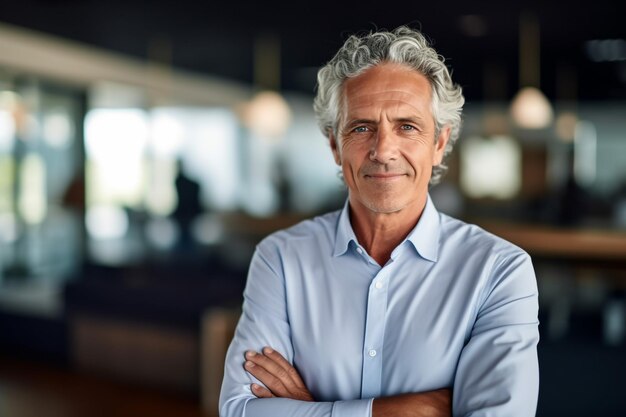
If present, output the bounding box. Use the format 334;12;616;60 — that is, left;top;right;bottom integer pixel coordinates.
244;347;314;401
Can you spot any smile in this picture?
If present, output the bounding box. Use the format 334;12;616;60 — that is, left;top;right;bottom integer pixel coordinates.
364;173;406;180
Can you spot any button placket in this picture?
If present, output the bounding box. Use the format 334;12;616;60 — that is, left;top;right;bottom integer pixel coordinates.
360;269;389;398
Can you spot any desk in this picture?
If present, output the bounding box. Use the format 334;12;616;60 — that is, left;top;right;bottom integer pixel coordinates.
478;221;626;263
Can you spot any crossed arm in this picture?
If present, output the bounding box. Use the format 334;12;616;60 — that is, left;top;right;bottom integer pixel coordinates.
244;347;451;417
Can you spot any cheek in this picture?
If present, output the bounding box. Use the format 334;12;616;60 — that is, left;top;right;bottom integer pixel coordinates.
340;141;368;165
403;147;437;175
338;149;366;185
340;137;360;153
341;164;360;191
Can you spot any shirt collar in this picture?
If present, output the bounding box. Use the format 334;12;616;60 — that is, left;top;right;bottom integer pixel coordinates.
333;199;355;257
405;195;440;262
332;195;441;262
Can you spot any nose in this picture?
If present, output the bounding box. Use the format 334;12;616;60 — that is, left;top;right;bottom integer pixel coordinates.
370;124;398;163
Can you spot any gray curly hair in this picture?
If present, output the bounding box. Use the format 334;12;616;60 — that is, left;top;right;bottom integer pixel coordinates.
313;26;465;185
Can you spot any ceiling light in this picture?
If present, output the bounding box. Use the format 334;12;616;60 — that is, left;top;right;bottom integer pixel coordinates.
241;91;291;139
510;87;553;129
510;12;553;129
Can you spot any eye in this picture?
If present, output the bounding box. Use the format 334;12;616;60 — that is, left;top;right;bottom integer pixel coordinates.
400;124;416;131
353;126;369;133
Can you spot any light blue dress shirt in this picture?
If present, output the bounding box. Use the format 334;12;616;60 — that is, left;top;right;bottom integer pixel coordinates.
220;196;539;417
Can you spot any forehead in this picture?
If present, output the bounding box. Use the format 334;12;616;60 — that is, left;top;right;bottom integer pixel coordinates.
341;63;433;120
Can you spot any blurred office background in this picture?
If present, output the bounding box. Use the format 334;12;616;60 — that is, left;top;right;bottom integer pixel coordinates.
0;1;625;416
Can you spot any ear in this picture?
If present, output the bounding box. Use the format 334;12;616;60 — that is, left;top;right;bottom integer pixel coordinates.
433;126;451;166
329;131;341;166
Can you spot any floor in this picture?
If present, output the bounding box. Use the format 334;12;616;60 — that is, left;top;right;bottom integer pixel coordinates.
0;354;209;417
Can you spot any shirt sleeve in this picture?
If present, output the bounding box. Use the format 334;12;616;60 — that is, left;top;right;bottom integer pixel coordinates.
219;242;373;417
452;250;540;417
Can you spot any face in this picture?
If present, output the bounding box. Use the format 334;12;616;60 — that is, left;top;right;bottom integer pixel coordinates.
330;63;450;215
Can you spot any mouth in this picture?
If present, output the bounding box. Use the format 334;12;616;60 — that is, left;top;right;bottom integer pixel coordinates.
364;173;406;180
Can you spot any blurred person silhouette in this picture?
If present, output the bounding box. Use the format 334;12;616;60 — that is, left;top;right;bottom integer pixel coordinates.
172;159;202;250
220;26;539;417
60;171;86;273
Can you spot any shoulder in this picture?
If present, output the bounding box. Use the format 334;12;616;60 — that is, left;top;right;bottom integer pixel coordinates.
438;214;538;319
438;212;531;267
439;213;537;298
256;209;341;255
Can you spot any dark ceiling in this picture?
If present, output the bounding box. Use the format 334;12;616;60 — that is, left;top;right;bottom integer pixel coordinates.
1;0;626;101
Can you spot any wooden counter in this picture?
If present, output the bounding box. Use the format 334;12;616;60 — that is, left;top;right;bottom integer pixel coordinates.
479;221;626;262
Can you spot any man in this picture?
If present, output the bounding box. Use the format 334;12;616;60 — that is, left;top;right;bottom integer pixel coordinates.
220;26;539;417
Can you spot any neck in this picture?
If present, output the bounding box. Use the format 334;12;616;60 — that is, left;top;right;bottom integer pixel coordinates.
349;196;427;266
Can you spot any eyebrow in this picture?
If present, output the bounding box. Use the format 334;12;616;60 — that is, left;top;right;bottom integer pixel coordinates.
395;117;426;125
344;116;426;127
344;119;375;127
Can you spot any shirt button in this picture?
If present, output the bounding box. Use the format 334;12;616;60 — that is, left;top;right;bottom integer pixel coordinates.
375;281;383;289
368;349;377;357
356;247;363;254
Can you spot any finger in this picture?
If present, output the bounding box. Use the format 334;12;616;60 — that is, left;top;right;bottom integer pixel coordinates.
251;383;274;398
244;360;289;397
244;353;314;402
245;350;292;385
262;347;307;389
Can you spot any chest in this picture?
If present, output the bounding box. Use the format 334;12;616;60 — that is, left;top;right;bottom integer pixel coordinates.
284;255;486;399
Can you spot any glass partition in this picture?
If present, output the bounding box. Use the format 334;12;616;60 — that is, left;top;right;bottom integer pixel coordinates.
0;76;85;284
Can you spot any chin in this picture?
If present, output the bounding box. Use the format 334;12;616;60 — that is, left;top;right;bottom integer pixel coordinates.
362;198;410;214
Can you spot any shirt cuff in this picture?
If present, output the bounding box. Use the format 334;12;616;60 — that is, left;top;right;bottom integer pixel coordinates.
331;398;373;417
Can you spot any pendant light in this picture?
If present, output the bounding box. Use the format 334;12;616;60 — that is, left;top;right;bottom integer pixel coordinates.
242;33;291;139
510;12;554;129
